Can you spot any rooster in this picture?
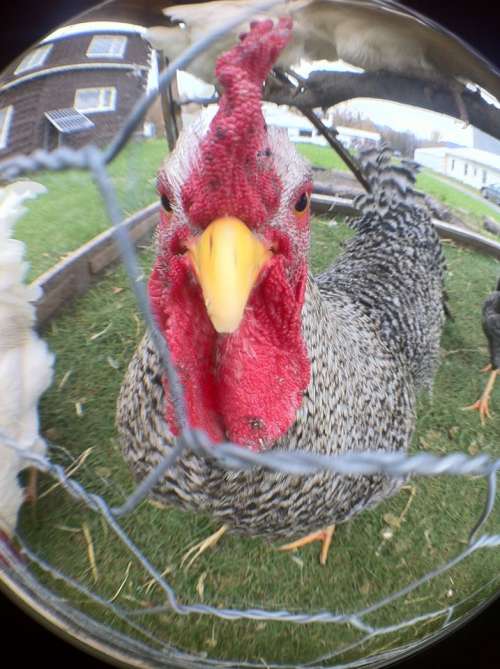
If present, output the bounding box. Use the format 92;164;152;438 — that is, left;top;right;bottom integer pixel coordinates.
464;279;500;424
117;19;446;565
0;181;54;563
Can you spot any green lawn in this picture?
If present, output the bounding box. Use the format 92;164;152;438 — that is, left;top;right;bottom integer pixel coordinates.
16;140;346;281
416;170;500;231
18;219;500;667
16;139;167;280
15;140;499;283
16;140;348;281
296;142;349;172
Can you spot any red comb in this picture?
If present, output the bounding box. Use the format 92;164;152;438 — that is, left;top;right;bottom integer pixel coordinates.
181;18;293;229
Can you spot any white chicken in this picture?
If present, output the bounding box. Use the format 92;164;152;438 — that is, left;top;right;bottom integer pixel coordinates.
145;0;500;99
0;181;54;555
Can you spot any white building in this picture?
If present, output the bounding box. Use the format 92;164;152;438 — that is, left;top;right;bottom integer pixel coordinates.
414;146;500;189
336;126;381;150
413;146;448;173
264;106;327;146
263;105;380;149
464;126;500;156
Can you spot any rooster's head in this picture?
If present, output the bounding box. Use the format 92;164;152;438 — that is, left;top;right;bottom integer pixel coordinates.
149;18;312;451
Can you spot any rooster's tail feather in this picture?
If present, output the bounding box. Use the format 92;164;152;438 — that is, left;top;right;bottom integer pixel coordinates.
350;145;427;224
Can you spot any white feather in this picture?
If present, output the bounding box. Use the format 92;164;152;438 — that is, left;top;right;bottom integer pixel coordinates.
145;0;499;98
0;181;54;536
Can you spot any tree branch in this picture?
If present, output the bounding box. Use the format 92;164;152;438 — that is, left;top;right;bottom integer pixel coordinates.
270;67;371;191
265;71;500;142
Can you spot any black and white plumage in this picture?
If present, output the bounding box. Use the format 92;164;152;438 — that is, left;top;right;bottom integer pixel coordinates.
117;142;446;541
116;20;447;566
320;148;446;394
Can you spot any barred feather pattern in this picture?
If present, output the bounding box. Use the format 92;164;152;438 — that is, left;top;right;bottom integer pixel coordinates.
320;147;447;393
116;146;445;541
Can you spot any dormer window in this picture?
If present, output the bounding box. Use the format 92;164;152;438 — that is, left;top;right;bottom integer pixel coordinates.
87;35;127;58
14;44;53;74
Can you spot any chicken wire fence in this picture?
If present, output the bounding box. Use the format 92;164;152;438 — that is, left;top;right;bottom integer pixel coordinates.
0;3;500;667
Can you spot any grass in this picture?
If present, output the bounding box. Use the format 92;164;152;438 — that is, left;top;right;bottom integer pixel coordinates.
295;142;349;172
15;139;167;280
416;170;500;231
15;140;499;282
294;146;500;236
16;140;346;281
18;218;500;667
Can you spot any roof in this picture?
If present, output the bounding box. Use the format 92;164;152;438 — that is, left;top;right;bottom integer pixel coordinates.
414;145;500;170
414;146;449;157
45;108;94;134
41;22;146;44
262;107;381;140
336;126;380;141
444;147;500;170
263;106;314;130
0;63;148;93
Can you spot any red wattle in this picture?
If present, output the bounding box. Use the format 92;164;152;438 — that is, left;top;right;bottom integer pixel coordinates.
149;260;223;443
216;259;310;449
148;257;310;451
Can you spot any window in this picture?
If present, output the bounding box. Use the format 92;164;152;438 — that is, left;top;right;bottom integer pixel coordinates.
0;106;13;149
87;35;127;58
299;129;313;138
482;169;487;184
74;87;116;113
451;159;455;171
464;163;468;176
14;44;53;74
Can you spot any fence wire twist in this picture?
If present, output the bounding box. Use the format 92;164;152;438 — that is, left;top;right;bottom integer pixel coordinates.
0;2;499;667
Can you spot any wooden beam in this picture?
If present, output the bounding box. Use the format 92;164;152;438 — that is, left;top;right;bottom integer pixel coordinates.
266;70;500;142
156;51;183;152
33;203;160;327
311;192;500;259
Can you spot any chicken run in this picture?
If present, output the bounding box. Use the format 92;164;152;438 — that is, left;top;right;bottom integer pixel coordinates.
1;3;500;668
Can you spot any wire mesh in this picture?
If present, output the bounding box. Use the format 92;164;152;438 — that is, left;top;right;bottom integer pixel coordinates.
0;2;499;667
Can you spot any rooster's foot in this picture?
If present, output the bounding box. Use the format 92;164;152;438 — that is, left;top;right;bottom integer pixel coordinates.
463;369;498;425
279;525;336;566
181;524;228;569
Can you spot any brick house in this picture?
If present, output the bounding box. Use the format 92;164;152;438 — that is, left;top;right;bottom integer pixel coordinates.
0;23;153;158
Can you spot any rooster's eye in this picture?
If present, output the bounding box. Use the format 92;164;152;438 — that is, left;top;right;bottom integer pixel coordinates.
161;194;172;212
294;192;309;213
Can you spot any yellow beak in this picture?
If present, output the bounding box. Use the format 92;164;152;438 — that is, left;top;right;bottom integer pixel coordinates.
187;217;271;334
